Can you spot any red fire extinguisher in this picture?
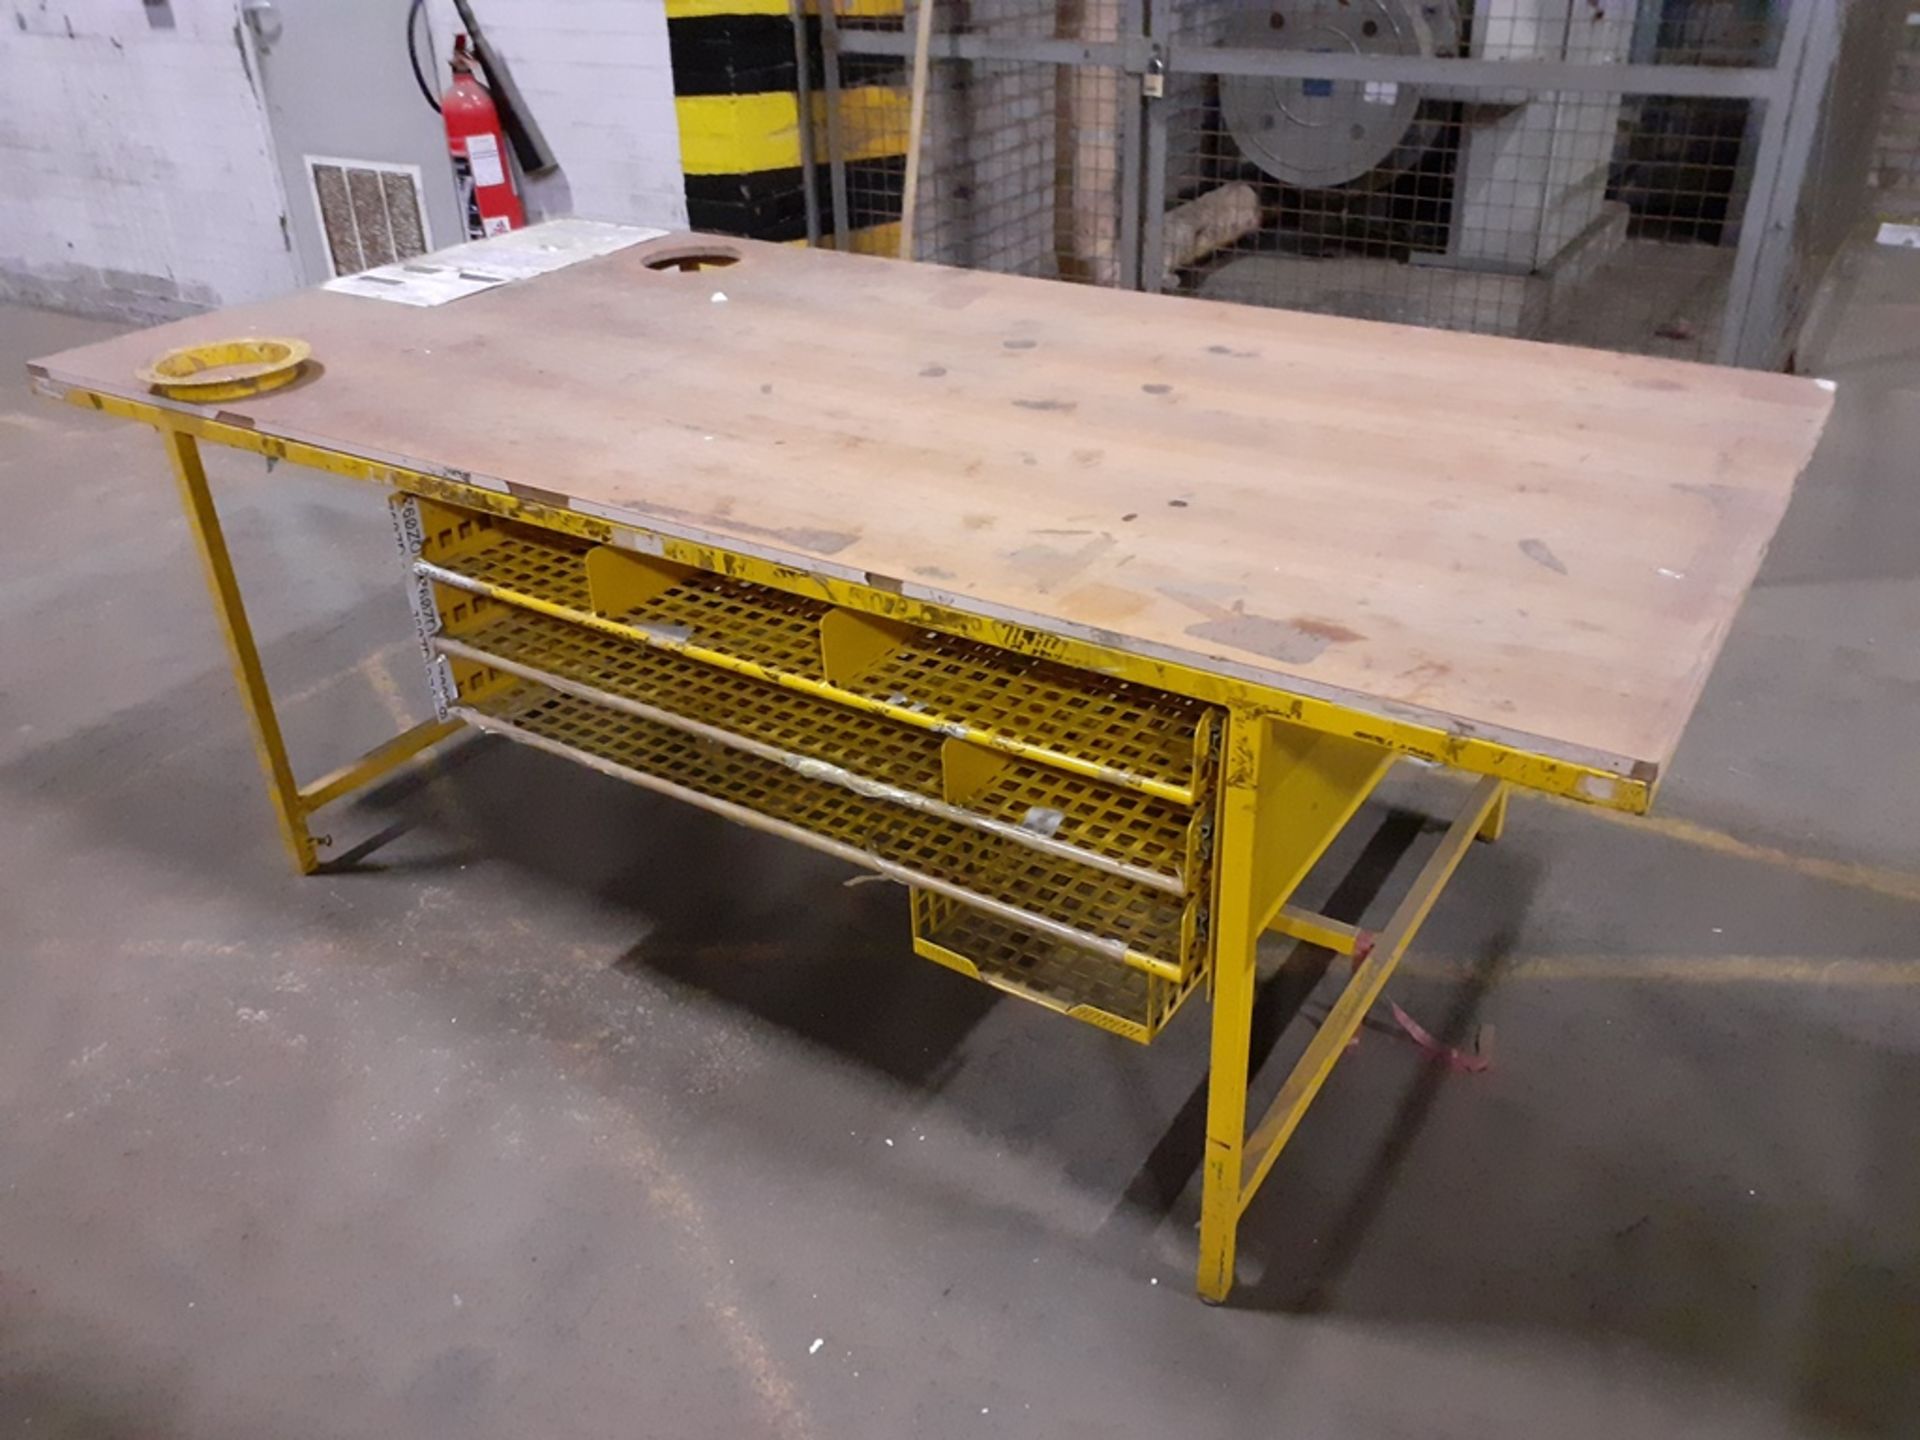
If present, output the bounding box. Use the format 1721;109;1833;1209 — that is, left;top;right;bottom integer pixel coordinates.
442;34;523;239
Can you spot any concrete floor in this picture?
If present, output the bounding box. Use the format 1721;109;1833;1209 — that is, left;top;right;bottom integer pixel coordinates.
1;242;1917;1440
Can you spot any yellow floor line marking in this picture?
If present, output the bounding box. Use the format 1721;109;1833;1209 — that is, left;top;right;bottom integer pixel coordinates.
603;1121;817;1440
360;645;417;727
83;642;418;800
0;412;68;434
361;646;481;840
277;639;414;712
93;938;1919;988
1397;952;1920;986
27;933;814;1440
1528;794;1920;906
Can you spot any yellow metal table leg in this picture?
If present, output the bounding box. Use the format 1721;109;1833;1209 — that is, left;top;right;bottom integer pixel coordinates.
160;432;468;873
1197;710;1396;1301
1232;776;1507;1261
1197;710;1268;1302
163;427;318;875
1477;783;1510;843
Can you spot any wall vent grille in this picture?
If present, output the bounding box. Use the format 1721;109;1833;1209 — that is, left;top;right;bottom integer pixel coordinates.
305;156;431;276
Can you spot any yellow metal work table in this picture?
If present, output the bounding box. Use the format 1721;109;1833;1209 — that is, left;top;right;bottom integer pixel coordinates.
29;225;1833;1301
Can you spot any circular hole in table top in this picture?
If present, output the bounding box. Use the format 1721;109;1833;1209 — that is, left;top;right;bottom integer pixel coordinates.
640;244;743;274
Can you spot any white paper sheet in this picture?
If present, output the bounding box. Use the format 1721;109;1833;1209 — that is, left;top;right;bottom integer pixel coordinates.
324;218;668;306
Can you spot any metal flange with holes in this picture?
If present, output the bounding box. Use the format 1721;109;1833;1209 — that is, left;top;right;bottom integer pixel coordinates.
1220;0;1462;189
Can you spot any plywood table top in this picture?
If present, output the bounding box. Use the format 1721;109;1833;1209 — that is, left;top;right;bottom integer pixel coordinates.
30;229;1834;789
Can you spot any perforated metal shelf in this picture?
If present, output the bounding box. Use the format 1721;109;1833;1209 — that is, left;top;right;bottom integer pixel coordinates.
433;526;595;612
433;528;829;677
843;636;1201;796
438;606;1196;891
962;749;1201;892
415;510;1215;802
460;680;1194;982
910;890;1204;1044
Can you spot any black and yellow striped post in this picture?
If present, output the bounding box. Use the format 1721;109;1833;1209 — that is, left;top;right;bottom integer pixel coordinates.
668;0;910;254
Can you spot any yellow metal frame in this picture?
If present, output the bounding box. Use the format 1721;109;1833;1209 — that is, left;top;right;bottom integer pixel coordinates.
58;385;1655;812
157;423;461;874
65;383;1635;1300
1199;710;1506;1300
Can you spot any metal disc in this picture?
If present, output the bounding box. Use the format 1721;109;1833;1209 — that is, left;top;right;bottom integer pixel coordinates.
1220;0;1454;189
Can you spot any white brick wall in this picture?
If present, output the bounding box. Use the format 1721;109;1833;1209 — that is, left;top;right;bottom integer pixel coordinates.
1;0;687;322
422;0;687;231
0;0;298;321
1870;12;1920;218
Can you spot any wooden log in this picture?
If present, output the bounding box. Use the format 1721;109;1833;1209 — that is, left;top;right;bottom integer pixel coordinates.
1161;182;1263;285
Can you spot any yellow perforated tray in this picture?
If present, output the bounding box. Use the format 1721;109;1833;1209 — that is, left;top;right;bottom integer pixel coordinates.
418;517;1214;802
440;605;1198;892
459;680;1198;995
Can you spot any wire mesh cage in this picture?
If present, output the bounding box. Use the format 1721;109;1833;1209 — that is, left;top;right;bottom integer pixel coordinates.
1150;0;1797;362
681;0;1899;367
830;0;1135;282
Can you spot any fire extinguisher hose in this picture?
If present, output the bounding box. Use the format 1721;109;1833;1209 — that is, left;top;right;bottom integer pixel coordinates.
407;0;441;113
406;0;556;176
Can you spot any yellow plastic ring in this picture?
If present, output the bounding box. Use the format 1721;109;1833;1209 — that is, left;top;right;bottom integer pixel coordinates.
136;337;312;402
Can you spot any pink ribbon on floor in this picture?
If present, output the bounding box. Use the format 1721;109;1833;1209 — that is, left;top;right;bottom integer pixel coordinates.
1342;930;1492;1073
1385;998;1491;1073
